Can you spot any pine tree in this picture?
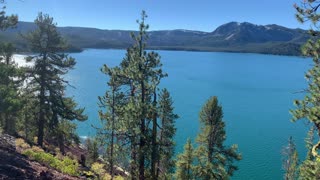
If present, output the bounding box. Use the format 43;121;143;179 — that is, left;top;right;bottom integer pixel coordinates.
0;43;23;135
298;126;320;179
282;136;299;180
0;1;17;31
175;138;195;180
291;2;320;178
116;11;166;179
24;13;87;147
0;0;19;134
85;138;100;166
96;11;175;179
156;88;178;179
193;96;241;180
98;65;125;179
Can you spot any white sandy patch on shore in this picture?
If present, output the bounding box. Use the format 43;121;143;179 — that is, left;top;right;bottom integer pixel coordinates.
12;54;33;67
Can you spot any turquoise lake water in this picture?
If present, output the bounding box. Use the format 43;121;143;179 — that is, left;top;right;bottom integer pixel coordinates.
67;49;311;179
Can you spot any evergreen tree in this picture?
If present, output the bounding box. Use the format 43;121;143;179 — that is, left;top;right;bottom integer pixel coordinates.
125;11;166;179
0;0;17;31
115;11;166;179
85;138;100;166
0;0;19;134
0;46;21;135
298;126;320;180
156;88;178;179
282;136;299;180
292;1;320;178
98;65;125;179
193;96;241;180
175;138;195;180
24;13;87;147
96;11;176;179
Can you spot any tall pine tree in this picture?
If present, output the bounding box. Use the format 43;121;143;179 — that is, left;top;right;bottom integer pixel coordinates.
0;43;22;135
291;1;320;178
0;2;19;135
194;96;241;179
97;11;177;179
156;88;178;179
98;65;125;180
24;13;87;147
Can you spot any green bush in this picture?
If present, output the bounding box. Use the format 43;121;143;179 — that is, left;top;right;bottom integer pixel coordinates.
61;157;79;176
22;149;35;157
23;149;79;176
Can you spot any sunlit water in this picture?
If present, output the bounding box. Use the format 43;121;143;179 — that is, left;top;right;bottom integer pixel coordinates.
66;49;311;179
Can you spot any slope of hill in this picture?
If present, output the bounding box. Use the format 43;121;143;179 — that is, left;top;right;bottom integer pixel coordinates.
0;21;310;55
0;134;80;180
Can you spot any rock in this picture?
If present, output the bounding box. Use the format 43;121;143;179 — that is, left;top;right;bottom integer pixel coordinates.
40;170;53;180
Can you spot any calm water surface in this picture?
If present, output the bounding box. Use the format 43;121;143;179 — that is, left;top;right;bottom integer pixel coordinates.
67;49;310;179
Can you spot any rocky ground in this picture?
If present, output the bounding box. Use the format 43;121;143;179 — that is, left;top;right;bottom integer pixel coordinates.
0;133;81;180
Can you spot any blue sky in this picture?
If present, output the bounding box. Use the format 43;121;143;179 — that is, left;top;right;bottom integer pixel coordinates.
4;0;309;32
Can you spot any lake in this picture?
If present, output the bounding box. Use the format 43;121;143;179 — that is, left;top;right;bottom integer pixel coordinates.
67;49;310;179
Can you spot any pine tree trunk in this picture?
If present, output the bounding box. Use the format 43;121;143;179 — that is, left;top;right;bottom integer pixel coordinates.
151;90;157;179
110;89;115;180
58;133;65;155
139;80;145;180
24;109;28;139
4;112;15;135
37;55;46;147
131;143;137;180
38;83;45;146
138;31;145;179
4;113;8;133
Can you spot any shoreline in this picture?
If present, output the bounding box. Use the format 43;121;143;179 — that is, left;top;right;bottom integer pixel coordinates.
12;54;33;67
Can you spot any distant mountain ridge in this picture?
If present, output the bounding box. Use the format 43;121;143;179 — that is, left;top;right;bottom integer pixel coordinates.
0;21;310;56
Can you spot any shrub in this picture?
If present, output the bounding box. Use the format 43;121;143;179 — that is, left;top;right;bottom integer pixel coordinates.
66;151;78;160
91;162;106;177
82;170;95;178
22;149;35;157
31;146;44;153
33;137;38;144
114;176;124;180
22;148;79;176
16;138;30;150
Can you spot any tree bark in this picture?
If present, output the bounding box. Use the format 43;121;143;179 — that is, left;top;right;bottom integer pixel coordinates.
151;90;158;179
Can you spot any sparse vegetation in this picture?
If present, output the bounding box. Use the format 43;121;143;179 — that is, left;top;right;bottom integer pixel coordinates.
22;148;79;176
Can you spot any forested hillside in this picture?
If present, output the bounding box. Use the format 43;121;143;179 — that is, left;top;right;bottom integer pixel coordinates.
0;21;309;55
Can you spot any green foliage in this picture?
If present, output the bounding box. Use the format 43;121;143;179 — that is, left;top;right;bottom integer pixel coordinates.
85;138;99;166
56;119;81;145
297;127;320;180
299;158;320;180
95;11;177;179
0;2;18;31
292;2;320;179
23;148;79;176
175;97;241;180
175;138;195;180
23;12;87;146
0;42;24;135
157;88;178;178
97;64;126;178
194;96;241;180
282;137;299;180
91;162;107;177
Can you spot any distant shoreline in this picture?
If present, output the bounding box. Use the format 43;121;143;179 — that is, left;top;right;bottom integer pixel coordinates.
12;54;33;67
